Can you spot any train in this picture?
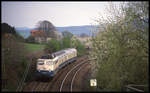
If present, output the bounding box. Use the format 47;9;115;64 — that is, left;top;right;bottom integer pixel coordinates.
36;48;77;77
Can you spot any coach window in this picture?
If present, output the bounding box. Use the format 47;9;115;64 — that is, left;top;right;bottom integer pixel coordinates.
55;60;56;64
60;58;62;64
69;54;71;59
66;55;67;60
71;53;72;57
67;54;69;60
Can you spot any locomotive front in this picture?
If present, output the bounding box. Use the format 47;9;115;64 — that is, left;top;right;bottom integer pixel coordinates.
36;54;56;77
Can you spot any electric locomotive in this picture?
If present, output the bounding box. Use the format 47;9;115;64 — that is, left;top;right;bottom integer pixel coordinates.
36;48;77;77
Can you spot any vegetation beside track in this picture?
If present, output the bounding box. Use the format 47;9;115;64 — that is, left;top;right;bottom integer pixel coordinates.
45;37;86;57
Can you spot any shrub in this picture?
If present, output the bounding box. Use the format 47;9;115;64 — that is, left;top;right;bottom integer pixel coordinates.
44;38;61;53
25;35;35;43
44;37;86;56
62;37;71;49
74;40;86;56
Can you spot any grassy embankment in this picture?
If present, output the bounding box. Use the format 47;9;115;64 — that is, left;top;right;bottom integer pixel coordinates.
24;43;45;53
22;43;46;83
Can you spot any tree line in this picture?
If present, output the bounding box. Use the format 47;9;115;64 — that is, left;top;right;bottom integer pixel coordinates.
44;31;86;57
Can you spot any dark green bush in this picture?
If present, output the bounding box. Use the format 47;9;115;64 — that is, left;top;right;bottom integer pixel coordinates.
45;37;86;56
44;38;61;53
25;35;35;43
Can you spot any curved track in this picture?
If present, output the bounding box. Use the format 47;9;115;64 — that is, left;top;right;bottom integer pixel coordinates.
22;55;91;92
59;60;89;92
70;63;89;92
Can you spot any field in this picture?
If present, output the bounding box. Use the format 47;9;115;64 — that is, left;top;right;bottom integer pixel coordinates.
24;43;45;52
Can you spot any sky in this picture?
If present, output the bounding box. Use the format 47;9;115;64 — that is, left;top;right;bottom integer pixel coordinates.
2;1;121;28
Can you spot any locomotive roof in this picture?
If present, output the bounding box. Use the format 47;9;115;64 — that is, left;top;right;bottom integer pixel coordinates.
52;48;76;57
52;50;66;56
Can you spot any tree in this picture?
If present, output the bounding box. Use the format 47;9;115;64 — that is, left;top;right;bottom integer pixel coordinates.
90;2;148;91
36;20;58;38
80;33;89;37
2;23;16;35
62;31;73;38
1;23;25;42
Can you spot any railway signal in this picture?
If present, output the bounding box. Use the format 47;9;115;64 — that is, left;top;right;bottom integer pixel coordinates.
90;79;97;87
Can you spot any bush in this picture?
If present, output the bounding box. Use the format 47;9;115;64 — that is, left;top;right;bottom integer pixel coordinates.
15;32;25;42
62;31;73;38
25;35;35;43
62;37;72;49
74;40;86;56
44;38;61;53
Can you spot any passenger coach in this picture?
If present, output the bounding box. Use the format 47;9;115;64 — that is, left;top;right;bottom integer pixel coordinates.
36;48;77;77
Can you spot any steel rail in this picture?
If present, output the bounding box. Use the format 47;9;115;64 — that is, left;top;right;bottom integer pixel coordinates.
70;62;89;92
16;58;32;92
59;59;89;92
31;82;39;92
45;57;86;91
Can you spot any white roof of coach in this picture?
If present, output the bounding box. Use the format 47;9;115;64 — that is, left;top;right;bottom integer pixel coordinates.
52;48;76;58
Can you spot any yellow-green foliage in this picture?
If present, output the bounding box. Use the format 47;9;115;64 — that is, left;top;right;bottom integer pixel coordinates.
89;2;148;91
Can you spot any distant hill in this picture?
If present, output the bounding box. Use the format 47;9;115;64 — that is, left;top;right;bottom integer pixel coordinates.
56;25;98;36
15;27;33;38
15;25;98;38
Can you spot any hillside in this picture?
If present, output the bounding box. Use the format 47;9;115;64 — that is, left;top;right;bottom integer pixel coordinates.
56;25;97;36
15;25;98;38
15;27;33;38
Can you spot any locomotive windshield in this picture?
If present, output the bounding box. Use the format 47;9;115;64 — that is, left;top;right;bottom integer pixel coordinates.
40;54;55;59
38;62;44;65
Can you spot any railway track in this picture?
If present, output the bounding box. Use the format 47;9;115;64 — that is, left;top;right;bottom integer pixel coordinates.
59;59;90;92
70;63;89;92
22;55;91;92
31;82;49;91
46;56;89;92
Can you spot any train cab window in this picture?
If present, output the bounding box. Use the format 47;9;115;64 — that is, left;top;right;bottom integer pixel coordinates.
48;54;54;59
41;55;48;59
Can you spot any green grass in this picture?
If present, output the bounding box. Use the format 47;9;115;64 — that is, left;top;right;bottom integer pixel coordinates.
24;43;45;52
